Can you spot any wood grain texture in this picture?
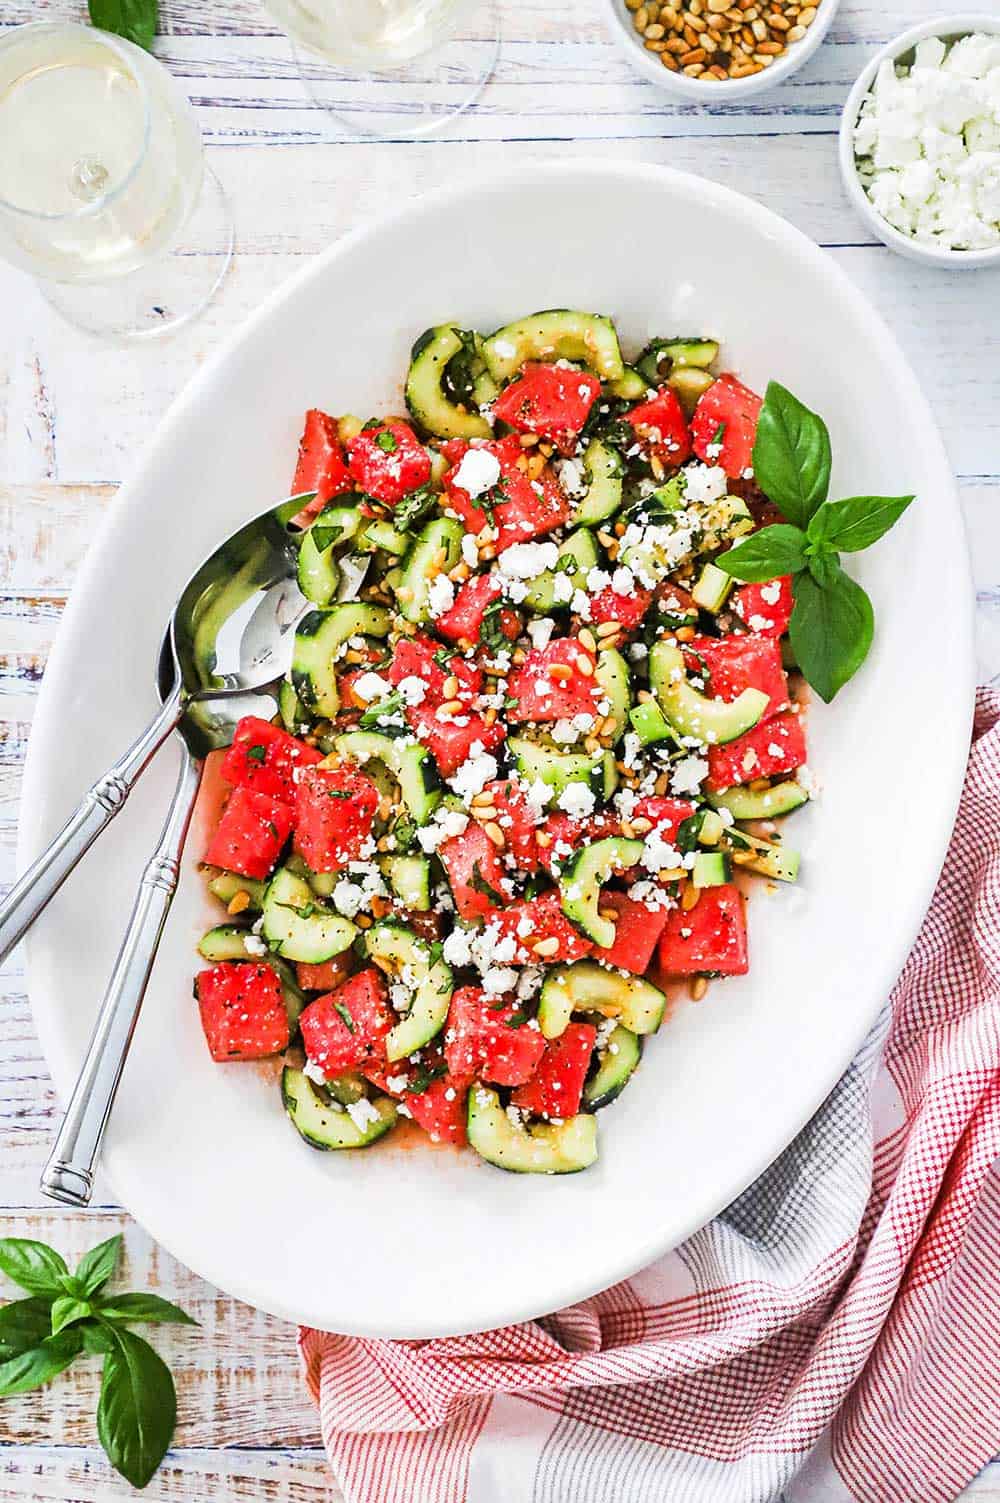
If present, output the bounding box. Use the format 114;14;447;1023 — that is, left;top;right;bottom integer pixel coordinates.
1;0;997;1497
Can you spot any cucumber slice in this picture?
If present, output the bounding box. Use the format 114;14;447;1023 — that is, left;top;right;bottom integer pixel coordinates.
360;518;411;556
282;1068;397;1150
197;926;306;1027
730;838;800;883
559;836;644;947
691;561;733;614
582;1024;641;1111
523;527;599;613
629;698;676;747
205;870;266;910
572;438;624;527
636;337;720;387
701;494;754;552
697;809;725;846
508;736;617;807
405;325;494;440
333;730;441;824
649;642;767;746
380;854;432;911
594;648;630;742
467;1087;598;1173
692;851;730;887
297;527;340;606
326;1071;367;1106
398;517;464;624
669;366;715;417
366;921;453;1063
605;365;647;401
708;780;809;819
538;962;667;1038
262;868;357;964
291;603;391;719
278;678;311;735
483;310;624;384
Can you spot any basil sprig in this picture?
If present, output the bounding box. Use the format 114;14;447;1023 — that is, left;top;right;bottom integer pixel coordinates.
717;382;913;702
89;0;158;51
0;1235;195;1489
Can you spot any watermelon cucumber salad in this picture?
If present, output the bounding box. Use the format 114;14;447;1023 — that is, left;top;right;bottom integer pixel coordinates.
193;309;913;1174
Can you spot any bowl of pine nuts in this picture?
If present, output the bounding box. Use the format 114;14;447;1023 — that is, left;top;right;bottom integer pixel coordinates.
608;0;838;98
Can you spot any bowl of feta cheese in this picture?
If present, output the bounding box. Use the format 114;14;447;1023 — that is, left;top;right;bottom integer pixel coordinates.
839;15;1000;266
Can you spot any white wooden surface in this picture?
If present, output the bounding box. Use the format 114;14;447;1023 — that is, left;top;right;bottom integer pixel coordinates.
2;0;999;1496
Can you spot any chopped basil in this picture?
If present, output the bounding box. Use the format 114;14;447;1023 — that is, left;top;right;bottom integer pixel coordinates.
334;1002;355;1033
376;430;398;453
245;744;267;764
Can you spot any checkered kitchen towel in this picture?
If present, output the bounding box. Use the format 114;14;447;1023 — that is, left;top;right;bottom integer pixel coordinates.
300;687;1000;1503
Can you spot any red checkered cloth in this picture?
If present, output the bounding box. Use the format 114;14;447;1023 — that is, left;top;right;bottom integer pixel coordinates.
300;688;1000;1503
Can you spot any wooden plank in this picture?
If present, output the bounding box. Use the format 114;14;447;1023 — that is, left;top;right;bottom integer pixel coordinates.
0;1448;340;1502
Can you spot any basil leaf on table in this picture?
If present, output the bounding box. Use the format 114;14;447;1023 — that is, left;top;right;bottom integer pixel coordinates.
790;566;874;704
0;1329;84;1397
807;494;914;552
0;1297;56;1359
0;1238;69;1297
72;1234;124;1300
96;1324;177;1490
95;1291;199;1326
752;381;832;528
88;0;158;51
51;1296;94;1337
716;523;808;582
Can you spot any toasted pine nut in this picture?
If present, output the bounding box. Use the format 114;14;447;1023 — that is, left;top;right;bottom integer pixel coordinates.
442;674;459;698
578;627;597;654
437;698;463;716
549;663;574;681
484;822;505;848
596;620;620;637
533;937;560;958
575;654;595;677
227;891;251;916
690;976;709;1001
682;884;702;912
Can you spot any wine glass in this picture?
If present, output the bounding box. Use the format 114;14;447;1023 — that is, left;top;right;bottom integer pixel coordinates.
265;0;500;139
0;21;234;341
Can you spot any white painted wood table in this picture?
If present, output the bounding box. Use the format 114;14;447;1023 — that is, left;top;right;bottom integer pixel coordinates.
2;0;999;1496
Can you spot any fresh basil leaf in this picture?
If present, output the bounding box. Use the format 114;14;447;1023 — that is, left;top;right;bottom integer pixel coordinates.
0;1297;54;1359
50;1297;92;1337
88;0;158;51
715;524;807;583
0;1239;69;1297
95;1293;198;1327
807;494;914;553
752;382;832;528
358;690;404;730
789;566;874;703
73;1234;123;1299
0;1329;83;1396
806;547;839;589
96;1325;176;1490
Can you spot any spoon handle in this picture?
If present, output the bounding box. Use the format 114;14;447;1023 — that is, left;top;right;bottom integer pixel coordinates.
40;750;202;1208
0;684;184;965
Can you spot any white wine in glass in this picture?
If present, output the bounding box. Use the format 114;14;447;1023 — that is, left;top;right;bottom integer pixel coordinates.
266;0;499;138
0;22;233;339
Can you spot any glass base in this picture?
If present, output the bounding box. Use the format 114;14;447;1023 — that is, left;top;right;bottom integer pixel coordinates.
293;0;499;140
39;164;234;342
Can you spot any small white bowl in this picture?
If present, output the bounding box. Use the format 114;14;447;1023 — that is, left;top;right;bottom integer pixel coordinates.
604;0;840;101
839;13;1000;269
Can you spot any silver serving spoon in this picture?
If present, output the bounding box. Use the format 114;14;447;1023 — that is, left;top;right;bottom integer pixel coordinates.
0;492;337;965
36;498;371;1205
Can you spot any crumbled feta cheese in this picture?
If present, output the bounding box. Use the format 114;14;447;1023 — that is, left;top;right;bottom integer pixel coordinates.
527;616;556;649
427;574;455;620
557;782;596;818
671;754;709;796
442;927;474;966
452;447;501;497
448;743;499;802
586;567;612;593
461;533;480;568
554;457;588;498
353;671;391;703
498;541;559;578
397;675;427;706
682;464;728;506
303;1058;327;1085
492;338;517;360
346;1097;383;1132
242;934;267;957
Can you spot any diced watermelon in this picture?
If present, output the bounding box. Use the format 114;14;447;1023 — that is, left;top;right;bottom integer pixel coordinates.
511;1022;597;1119
588;583;654;633
220;717;322;803
400;1051;470;1145
386;635;483;701
481;780;540;869
731;576;793;639
706;709;807;791
657;884;748;977
196;962;290;1062
407;706;506;779
444;986;545;1087
294;764;380;871
537;811;622;874
295;955;353;992
439;822;512;921
443;436;570;551
625;387;692;466
492;363;601;453
631;796;694;844
347;420;430;506
683;634;789;723
290;409;354;526
506;637;602;723
434;573;503;645
299;968;391;1078
591;890;671;974
690;374;762;480
204;787;293;880
490;890;593;964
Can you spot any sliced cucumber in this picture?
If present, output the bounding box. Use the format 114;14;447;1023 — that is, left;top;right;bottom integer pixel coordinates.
730;836;800;883
333;730;441;824
291;603;391;719
262;868;357;964
405;325;494;440
692;851;730;887
380;854;432;911
572;438;624;527
629;698;676;747
360;518;411;556
559;836;643;947
605;365;647;402
197;923;259;962
279;678;311;735
701;494;754;552
297;527;340;606
282;1068;397;1150
398;517;463;624
636;337;720;387
708;780;809;819
594;648;630;742
326;1071;367;1106
669;367;716;416
365;920;453;1063
467;1087;598;1173
649;642;767;746
206;870;267;911
538;962;667;1039
509;736;617;807
523;528;599;613
583;1024;641;1111
698;809;726;846
692;561;733;614
483;310;624;384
